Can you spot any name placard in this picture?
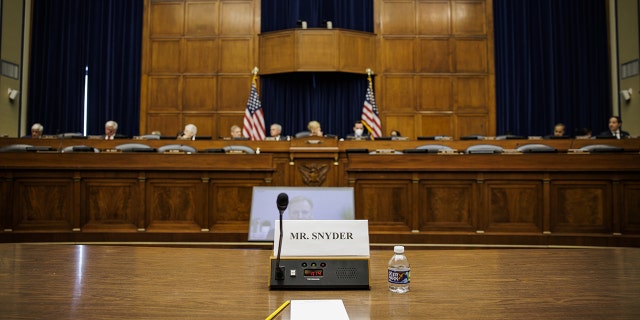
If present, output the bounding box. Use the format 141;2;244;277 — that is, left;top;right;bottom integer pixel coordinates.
273;220;369;257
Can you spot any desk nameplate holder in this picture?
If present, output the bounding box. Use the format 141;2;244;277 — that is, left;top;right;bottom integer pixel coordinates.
269;220;370;290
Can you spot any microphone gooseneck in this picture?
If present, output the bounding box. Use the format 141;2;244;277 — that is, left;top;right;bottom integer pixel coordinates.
275;193;289;280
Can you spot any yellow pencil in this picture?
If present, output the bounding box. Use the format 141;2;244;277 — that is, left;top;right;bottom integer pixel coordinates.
265;300;290;320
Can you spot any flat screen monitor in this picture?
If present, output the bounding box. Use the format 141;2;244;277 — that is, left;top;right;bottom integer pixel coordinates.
247;187;355;241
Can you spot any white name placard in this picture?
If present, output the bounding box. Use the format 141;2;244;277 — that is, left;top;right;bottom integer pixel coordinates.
273;220;370;257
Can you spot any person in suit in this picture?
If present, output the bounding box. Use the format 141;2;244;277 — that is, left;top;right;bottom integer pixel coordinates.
598;116;630;139
178;124;197;140
346;121;370;140
104;120;123;140
25;123;44;139
545;123;568;139
269;123;284;141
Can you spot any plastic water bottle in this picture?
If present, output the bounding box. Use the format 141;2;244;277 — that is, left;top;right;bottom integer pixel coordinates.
388;245;410;293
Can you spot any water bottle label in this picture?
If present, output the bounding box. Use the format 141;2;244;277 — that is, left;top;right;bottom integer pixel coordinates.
388;269;410;284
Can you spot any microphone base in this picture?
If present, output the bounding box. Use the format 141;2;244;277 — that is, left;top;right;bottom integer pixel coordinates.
269;256;370;290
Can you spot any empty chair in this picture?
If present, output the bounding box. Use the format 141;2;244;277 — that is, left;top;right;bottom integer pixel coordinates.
416;144;454;153
579;144;624;153
0;144;33;152
115;143;156;152
157;144;197;153
516;144;557;153
496;134;526;140
138;134;160;140
62;145;100;153
465;144;504;154
223;145;255;154
295;131;311;138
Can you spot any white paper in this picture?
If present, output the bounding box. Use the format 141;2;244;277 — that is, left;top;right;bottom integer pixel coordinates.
290;299;349;320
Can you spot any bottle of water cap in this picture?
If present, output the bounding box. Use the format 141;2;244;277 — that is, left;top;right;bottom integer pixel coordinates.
388;245;410;293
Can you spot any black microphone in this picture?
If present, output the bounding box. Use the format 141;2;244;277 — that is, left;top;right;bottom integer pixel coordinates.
274;193;289;280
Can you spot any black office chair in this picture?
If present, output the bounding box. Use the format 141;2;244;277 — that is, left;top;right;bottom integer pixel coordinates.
295;131;311;138
223;145;255;154
137;134;160;140
416;144;454;153
579;144;624;153
61;145;100;153
516;144;557;153
115;143;156;152
0;144;33;152
465;144;504;154
157;144;197;153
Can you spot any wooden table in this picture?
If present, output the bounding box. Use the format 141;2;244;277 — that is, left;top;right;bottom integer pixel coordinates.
1;243;639;319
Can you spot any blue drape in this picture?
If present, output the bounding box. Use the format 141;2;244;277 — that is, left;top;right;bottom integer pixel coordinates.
493;0;611;137
28;0;88;135
27;0;142;137
261;0;373;32
262;73;367;138
86;0;143;137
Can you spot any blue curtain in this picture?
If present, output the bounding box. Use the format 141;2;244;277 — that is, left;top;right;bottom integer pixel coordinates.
86;0;143;137
261;0;373;32
27;0;142;137
493;0;611;137
28;0;89;135
262;73;367;138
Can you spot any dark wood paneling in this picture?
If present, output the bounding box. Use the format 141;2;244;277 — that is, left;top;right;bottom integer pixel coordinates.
141;0;495;141
484;180;542;233
420;180;476;231
621;182;640;234
147;178;205;232
82;178;141;232
356;180;413;231
551;182;612;234
2;139;640;246
13;178;74;231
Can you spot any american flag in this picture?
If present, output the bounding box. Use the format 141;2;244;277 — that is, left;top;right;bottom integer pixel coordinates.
242;80;266;141
361;76;382;138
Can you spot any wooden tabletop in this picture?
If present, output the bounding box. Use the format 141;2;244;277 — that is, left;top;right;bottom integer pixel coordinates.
1;243;639;319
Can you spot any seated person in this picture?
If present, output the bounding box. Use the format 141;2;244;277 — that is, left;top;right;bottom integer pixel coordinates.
346;121;370;140
267;123;285;141
23;123;44;138
103;120;127;140
574;127;592;139
307;120;323;137
545;123;569;139
390;130;401;137
177;124;197;140
230;125;246;139
597;116;630;139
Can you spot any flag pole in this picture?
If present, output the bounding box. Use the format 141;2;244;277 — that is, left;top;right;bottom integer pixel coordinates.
362;68;375;140
251;66;259;84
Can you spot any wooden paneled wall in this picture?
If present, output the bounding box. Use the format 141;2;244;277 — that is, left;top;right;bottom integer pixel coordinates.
140;0;494;139
141;0;260;139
